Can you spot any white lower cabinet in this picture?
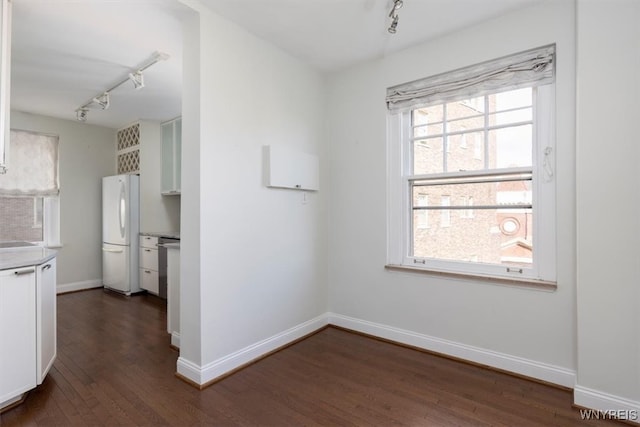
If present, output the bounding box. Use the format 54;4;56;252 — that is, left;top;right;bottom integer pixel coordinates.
0;266;37;406
166;245;180;348
139;235;159;295
0;257;57;411
37;259;56;384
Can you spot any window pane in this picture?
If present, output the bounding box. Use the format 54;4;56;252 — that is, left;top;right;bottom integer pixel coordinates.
459;96;485;114
413;138;443;174
0;197;44;242
413;105;444;125
413;123;443;138
414;194;429;229
446;99;484;121
446;131;485;172
488;88;532;112
489;124;532;168
440;196;450;227
489;107;532;126
412;207;533;267
412;179;532;208
446;116;484;133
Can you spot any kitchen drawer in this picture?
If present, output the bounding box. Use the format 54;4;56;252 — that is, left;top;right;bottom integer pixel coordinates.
140;235;158;249
139;268;159;294
139;247;158;271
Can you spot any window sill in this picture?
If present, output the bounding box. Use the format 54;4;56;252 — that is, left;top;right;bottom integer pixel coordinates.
384;264;557;291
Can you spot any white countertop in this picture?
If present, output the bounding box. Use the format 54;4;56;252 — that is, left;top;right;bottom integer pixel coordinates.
0;246;57;271
140;231;180;239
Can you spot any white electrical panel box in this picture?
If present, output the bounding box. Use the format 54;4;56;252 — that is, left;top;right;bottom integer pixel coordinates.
265;145;319;191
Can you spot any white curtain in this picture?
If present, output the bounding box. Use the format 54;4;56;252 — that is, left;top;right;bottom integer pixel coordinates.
0;129;59;197
386;44;555;112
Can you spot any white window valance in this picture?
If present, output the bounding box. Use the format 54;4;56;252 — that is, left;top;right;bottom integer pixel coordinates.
386;44;555;112
0;129;59;197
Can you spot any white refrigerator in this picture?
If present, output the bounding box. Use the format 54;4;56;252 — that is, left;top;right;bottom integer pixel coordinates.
102;174;141;295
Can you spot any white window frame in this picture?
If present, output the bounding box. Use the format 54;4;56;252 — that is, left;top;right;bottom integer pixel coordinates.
43;196;61;247
387;84;556;285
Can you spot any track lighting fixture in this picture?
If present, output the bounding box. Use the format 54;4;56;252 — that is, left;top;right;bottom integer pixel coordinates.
388;0;403;34
93;92;110;110
128;70;144;90
388;15;399;34
75;51;169;122
76;109;88;122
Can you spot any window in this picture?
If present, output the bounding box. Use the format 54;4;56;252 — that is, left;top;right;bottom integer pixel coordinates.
440;195;450;227
415;193;429;229
0;130;60;246
386;45;556;283
459;196;474;218
0;197;43;241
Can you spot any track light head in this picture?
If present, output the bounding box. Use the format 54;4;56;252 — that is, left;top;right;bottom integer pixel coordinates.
388;0;403;34
76;109;88;122
388;15;399;33
93;92;110;110
129;71;144;90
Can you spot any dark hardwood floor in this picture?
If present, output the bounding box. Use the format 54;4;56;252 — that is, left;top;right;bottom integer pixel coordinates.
0;288;622;426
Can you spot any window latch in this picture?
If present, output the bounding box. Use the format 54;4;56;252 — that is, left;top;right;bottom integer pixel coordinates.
507;267;523;274
413;259;426;265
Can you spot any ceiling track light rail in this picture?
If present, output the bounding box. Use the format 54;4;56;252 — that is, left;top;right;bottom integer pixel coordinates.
75;51;169;122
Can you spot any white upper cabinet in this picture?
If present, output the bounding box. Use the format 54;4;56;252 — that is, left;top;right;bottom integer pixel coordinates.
265;145;319;191
0;0;12;174
161;117;181;195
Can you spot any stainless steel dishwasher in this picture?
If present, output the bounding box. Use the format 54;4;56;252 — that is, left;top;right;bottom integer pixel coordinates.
157;237;180;299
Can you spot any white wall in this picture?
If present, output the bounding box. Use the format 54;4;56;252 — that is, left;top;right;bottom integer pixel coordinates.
178;3;202;369
178;1;328;382
176;0;639;412
575;0;640;410
325;0;577;385
138;120;180;233
10;111;116;289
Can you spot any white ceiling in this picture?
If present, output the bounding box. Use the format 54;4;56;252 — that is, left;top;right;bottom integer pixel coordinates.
199;0;543;72
10;0;542;129
11;0;186;129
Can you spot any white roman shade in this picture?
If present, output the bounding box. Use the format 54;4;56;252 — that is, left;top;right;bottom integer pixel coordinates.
386;44;555;112
0;129;59;197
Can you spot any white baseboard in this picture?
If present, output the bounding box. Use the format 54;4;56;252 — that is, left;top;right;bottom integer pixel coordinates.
176;313;329;386
574;385;640;423
328;312;576;388
171;332;180;349
57;279;102;294
175;311;575;389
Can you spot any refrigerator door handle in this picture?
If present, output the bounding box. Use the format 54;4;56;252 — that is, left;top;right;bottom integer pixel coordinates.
119;180;126;239
102;247;124;254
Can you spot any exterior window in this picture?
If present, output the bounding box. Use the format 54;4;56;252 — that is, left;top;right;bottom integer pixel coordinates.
459;196;474;218
0;197;44;242
0;130;60;246
410;88;535;267
415;193;429;229
386;45;556;283
440;195;450;227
